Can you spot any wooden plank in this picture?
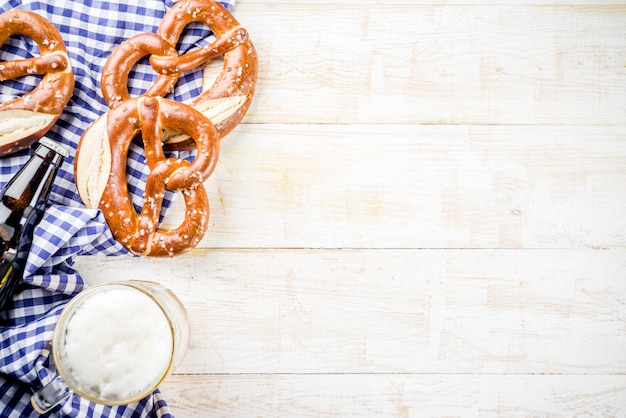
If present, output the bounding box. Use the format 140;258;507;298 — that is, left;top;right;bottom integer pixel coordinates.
162;124;626;249
75;249;626;374
231;3;626;125
158;374;626;417
239;0;626;4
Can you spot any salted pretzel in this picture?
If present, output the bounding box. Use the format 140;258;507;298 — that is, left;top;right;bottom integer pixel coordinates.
101;32;180;108
101;0;257;150
0;10;74;155
74;96;220;257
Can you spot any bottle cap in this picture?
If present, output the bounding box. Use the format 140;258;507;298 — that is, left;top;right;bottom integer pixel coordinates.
39;138;69;158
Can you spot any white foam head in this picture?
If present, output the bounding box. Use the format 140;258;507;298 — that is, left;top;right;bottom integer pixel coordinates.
55;284;174;404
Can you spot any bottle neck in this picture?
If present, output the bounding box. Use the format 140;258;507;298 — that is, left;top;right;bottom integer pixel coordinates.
0;139;67;259
0;138;68;313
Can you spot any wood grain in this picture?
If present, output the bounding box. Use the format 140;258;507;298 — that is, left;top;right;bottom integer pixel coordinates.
75;249;626;374
247;0;626;3
158;374;626;418
70;1;626;416
233;3;626;125
163;124;626;250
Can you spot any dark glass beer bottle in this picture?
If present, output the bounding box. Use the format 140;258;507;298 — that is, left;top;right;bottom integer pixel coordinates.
0;138;68;312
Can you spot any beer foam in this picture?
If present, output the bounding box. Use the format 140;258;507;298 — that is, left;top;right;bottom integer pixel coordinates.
60;285;173;402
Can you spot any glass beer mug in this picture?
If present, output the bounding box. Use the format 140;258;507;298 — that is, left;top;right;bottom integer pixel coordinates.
31;281;190;413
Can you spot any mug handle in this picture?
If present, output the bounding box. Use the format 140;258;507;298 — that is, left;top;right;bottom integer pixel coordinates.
31;374;73;414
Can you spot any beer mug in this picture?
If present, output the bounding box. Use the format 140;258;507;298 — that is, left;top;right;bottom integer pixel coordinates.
31;281;190;413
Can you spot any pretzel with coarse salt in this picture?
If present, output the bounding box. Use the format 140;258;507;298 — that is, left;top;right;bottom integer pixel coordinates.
0;10;74;156
155;0;257;149
100;0;257;150
101;32;180;109
74;96;220;257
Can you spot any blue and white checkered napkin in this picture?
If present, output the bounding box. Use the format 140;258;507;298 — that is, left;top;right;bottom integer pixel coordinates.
0;0;236;416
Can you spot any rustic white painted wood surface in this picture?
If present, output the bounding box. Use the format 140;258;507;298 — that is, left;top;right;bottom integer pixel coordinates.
75;0;626;416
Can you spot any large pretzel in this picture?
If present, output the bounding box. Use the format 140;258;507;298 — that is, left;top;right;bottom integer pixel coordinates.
74;97;220;257
101;0;257;150
0;10;74;155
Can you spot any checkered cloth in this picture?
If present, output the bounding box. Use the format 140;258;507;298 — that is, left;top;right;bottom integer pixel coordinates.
0;0;236;416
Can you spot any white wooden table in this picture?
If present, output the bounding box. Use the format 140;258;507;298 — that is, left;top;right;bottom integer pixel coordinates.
76;0;626;416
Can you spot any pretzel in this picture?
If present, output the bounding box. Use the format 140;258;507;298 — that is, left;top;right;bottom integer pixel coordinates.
74;96;220;257
0;10;74;155
100;0;257;150
157;0;257;149
101;32;179;109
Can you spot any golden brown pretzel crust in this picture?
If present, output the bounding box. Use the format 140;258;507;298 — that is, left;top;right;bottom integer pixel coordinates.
0;10;74;155
75;97;220;257
99;0;257;151
76;0;255;256
156;0;258;149
101;32;179;109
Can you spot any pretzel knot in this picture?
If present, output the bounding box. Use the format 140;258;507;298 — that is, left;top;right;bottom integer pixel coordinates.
74;96;220;257
0;10;74;155
101;32;180;109
101;0;257;150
